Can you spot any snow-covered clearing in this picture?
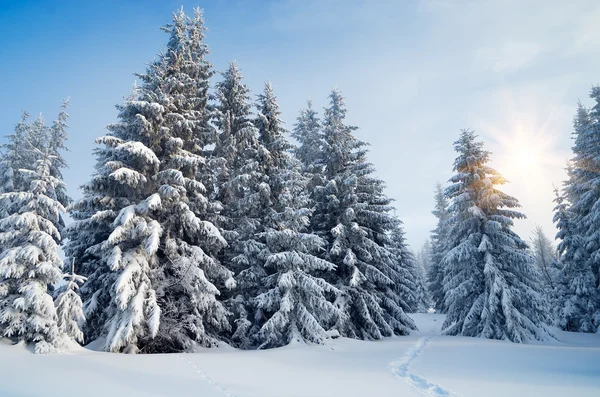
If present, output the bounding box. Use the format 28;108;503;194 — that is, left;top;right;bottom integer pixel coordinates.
1;314;598;397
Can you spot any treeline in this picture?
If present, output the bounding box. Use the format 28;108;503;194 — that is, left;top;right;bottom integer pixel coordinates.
0;9;425;353
1;8;596;355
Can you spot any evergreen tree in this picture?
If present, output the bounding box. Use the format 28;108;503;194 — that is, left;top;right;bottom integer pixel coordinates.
553;188;599;331
312;89;415;339
386;224;419;314
55;259;87;343
569;95;600;286
417;239;433;273
48;99;72;210
0;148;66;353
530;226;560;293
291;100;323;175
429;183;450;312
212;62;266;347
414;241;433;312
0;105;72;352
0;112;31;195
441;129;551;342
552;95;600;332
65;9;233;353
252;83;341;348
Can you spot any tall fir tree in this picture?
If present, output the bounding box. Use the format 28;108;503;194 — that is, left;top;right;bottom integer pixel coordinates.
0;112;31;196
385;223;419;314
212;62;267;347
414;240;434;312
311;89;415;339
530;226;560;294
553;188;599;331
291;100;323;175
441;129;551;342
553;95;600;332
251;82;341;348
569;94;600;290
1;105;72;352
65;9;234;353
428;183;450;312
0;147;66;353
48;99;72;211
55;259;87;343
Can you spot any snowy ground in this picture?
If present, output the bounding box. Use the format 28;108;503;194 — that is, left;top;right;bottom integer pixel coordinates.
1;314;599;397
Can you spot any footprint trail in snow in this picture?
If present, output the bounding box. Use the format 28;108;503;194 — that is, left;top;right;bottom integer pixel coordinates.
177;354;238;397
389;317;460;397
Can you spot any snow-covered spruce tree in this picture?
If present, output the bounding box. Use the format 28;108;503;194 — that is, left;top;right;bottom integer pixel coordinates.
552;96;600;332
441;129;551;342
0;115;30;330
251;82;340;348
312;89;415;339
414;241;433;312
65;9;233;353
62;131;120;342
568;96;600;289
291;100;323;176
417;239;433;273
0;112;32;196
55;259;86;343
385;223;419;313
255;82;289;201
552;188;599;331
27;115;50;160
0;148;66;353
428;182;450;312
530;226;560;294
48;99;73;212
212;62;268;348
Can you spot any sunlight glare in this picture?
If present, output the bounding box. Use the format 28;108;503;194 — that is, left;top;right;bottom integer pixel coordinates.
506;131;546;175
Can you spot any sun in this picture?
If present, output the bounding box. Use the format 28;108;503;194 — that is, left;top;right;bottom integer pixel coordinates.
507;136;544;174
466;88;570;188
476;113;562;185
515;147;537;169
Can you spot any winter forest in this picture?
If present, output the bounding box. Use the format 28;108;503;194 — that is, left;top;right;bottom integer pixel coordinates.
1;7;600;360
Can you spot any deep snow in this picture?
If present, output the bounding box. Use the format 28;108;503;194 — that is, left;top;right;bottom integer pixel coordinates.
1;314;599;397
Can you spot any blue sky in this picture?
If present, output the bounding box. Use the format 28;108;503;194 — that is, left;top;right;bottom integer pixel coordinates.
1;0;600;249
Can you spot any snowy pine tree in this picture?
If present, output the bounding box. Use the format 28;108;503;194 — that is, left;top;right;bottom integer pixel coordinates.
252;83;341;348
414;241;433;312
553;94;600;332
552;188;599;331
212;62;267;347
569;96;600;290
291;100;323;176
0;112;32;196
386;223;419;313
55;259;87;343
0;104;72;352
441;129;551;342
65;9;233;353
530;226;560;294
312;89;415;339
428;183;450;312
48;99;72;211
0;148;66;353
417;239;433;273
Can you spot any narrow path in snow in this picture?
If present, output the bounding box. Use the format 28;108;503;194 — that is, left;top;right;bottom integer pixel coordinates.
389;315;460;397
177;354;239;397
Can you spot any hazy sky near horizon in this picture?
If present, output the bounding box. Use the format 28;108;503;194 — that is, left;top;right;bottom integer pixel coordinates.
1;0;600;249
